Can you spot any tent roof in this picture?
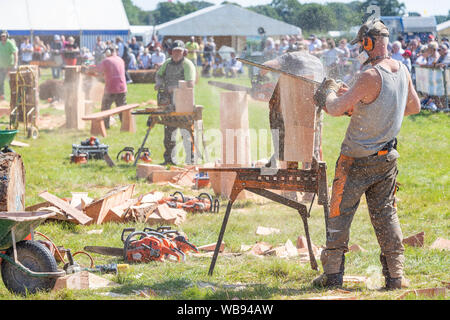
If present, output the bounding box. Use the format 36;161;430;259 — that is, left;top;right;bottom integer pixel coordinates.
437;20;450;32
0;0;129;33
156;4;301;37
401;16;436;33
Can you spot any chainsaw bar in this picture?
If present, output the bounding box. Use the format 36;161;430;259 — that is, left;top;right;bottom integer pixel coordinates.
84;246;124;257
207;80;252;93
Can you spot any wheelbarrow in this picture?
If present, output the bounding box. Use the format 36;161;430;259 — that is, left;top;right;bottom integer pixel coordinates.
0;211;65;295
0;129;18;153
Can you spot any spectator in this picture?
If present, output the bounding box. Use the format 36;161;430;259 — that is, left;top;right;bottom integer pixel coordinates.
212;53;225;77
279;38;289;55
129;36;140;58
436;43;450;67
146;34;162;54
426;41;439;65
401;49;412;72
391;41;404;61
62;36;79;66
161;38;172;55
0;30;18;100
407;39;420;65
50;35;64;79
116;37;132;83
32;36;44;61
308;34;322;52
138;48;152;69
93;36;106;65
337;38;350;78
427;34;435;44
322;38;345;79
263;37;276;59
197;37;204;66
202;37;215;77
415;46;429;65
397;35;407;49
19;37;33;65
60;35;68;48
151;47;166;70
80;47;94;65
186;36;200;67
127;48;138;70
225;52;242;78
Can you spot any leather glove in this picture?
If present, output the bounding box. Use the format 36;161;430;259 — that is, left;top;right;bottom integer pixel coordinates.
313;78;341;108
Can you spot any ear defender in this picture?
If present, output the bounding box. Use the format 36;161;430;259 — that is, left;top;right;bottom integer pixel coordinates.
183;49;188;56
363;35;375;52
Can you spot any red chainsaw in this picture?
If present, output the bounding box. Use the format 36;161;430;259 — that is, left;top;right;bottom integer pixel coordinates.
157;191;219;214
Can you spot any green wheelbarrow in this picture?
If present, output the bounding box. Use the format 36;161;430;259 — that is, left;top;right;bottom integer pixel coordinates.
0;211;65;295
0;129;18;153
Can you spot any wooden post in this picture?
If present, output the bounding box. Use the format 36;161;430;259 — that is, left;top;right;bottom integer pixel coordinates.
0;153;25;212
64;66;85;130
173;80;194;113
279;75;316;163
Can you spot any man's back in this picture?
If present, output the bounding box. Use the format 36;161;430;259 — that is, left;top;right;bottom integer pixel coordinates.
98;55;126;94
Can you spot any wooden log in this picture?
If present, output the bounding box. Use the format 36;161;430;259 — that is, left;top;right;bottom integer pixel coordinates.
136;164;165;179
128;69;157;83
219;91;250;166
0;153;25;212
174;80;194;113
279;75;316;163
64;66;85;130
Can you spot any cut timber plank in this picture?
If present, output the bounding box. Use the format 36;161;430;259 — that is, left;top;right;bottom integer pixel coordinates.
38;191;92;225
83;185;135;224
136;164;165;179
150;170;184;183
52;271;118;291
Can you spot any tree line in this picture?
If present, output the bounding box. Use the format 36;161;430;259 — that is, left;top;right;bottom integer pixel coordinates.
122;0;449;33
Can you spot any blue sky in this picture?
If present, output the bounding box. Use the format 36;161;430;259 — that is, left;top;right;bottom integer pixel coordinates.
132;0;449;17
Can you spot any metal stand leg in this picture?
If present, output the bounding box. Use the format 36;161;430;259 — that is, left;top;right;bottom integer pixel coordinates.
134;125;153;167
208;200;234;276
299;211;319;271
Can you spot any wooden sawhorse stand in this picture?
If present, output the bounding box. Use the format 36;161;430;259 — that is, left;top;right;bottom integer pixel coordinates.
132;105;207;166
199;158;330;276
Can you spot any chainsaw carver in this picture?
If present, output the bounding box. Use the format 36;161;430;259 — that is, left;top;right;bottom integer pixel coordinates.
155;40;196;165
312;20;421;290
260;43;324;169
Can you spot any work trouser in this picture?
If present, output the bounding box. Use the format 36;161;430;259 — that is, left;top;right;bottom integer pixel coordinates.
163;126;194;164
101;92;127;128
0;68;8;96
321;148;404;278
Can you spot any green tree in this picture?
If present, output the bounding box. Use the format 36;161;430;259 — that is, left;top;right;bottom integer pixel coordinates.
327;2;363;30
122;0;145;25
295;3;336;32
247;5;283;21
270;0;302;26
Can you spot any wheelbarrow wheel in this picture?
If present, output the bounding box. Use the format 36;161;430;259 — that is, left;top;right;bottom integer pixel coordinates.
27;126;39;140
1;240;58;295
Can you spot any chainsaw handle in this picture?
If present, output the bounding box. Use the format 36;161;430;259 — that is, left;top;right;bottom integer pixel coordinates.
123;231;152;262
171;191;185;203
121;228;136;243
116;147;135;160
197;192;213;212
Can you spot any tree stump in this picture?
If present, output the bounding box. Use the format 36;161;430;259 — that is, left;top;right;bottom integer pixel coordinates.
0;153;25;212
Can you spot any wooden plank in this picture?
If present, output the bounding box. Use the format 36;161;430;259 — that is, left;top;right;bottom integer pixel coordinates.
38;191;92;225
82;104;139;120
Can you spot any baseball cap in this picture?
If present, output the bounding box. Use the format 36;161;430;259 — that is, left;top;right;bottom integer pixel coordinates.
402;50;412;57
428;34;435;40
0;30;8;37
350;20;389;45
171;40;185;50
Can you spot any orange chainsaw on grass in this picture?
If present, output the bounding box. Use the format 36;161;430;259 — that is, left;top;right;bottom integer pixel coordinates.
157;191;220;214
83;227;197;263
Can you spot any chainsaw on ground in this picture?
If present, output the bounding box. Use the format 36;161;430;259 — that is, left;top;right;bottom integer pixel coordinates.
157;191;220;214
84;227;198;263
117;147;135;163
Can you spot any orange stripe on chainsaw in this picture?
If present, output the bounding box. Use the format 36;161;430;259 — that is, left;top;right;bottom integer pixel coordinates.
329;155;354;218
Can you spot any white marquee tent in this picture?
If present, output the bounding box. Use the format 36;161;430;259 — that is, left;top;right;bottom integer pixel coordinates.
0;0;130;50
155;4;301;37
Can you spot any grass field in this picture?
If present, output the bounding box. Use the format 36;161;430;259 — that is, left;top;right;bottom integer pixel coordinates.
0;68;448;300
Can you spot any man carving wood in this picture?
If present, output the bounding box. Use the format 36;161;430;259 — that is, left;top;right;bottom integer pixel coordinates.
312;20;421;290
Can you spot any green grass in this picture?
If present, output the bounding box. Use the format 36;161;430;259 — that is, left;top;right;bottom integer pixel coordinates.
0;68;448;300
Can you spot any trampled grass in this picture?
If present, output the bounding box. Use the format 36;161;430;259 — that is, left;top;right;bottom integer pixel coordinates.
0;68;447;300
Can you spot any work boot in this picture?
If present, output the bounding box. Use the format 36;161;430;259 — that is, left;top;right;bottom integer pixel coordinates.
312;273;343;288
385;276;410;290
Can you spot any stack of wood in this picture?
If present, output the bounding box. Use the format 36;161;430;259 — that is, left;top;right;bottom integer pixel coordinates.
26;185;186;226
9;65;39;122
136;164;205;188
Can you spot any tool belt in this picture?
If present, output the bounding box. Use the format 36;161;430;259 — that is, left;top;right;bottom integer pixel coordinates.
372;137;397;156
